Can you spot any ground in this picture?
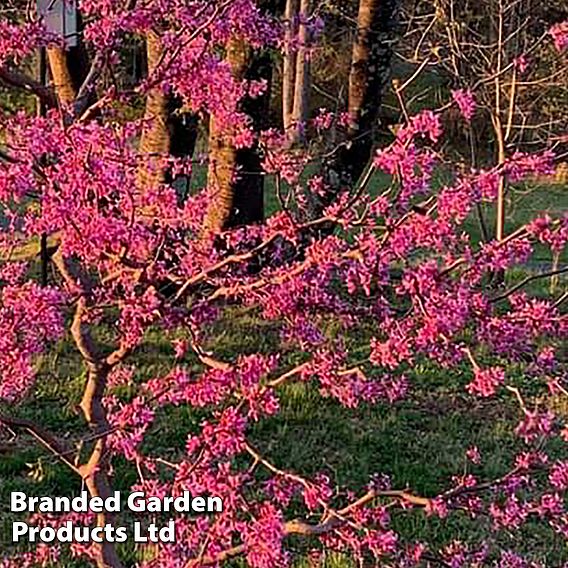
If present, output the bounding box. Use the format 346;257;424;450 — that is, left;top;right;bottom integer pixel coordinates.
0;179;567;567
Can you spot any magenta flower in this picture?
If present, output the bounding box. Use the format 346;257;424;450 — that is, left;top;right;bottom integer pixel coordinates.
452;89;476;122
549;21;568;52
467;367;505;397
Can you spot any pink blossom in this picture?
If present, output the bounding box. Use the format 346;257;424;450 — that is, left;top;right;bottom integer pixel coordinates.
243;503;287;568
490;496;529;529
426;497;448;518
172;338;188;359
515;410;555;443
549;21;568;52
452;89;476;122
514;55;529;74
0;11;566;564
466;446;482;465
549;461;568;490
467;367;505;397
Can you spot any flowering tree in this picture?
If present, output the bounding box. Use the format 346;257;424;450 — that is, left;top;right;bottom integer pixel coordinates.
0;2;567;568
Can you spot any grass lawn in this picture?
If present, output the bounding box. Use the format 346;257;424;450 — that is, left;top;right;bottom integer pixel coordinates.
0;177;567;566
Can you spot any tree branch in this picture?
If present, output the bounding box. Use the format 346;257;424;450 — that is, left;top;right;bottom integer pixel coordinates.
490;266;568;303
0;68;57;107
0;413;81;474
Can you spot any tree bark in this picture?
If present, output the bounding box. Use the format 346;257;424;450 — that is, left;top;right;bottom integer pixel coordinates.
45;13;92;107
289;0;310;144
203;40;271;235
203;39;250;235
138;32;171;189
52;252;124;568
282;0;297;136
46;48;79;105
138;32;198;192
336;0;399;185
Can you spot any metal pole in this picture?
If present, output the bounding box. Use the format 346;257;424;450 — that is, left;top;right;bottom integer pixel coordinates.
39;45;49;287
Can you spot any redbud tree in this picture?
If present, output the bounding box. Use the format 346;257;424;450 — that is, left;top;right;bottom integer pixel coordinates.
0;2;567;568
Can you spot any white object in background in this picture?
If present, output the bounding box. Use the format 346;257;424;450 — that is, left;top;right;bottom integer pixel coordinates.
37;0;78;47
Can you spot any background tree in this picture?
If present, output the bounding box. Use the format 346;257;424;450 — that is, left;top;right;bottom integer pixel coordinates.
337;0;399;184
204;1;280;234
399;0;568;243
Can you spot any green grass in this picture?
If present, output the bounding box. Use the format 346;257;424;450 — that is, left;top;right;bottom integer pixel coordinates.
0;179;566;566
2;319;567;566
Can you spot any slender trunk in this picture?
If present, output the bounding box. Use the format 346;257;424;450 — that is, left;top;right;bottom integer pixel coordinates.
40;14;91;273
82;366;122;568
204;39;250;234
52;253;123;568
84;464;123;568
290;0;310;144
282;0;297;135
494;0;506;243
204;0;280;235
495;119;506;242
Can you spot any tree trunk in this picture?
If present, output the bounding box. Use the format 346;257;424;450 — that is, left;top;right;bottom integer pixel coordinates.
336;0;399;185
203;39;271;235
138;32;198;192
289;0;310;145
46;48;77;105
492;0;506;243
52;252;124;568
232;51;272;226
282;0;297;136
203;39;250;235
167;107;199;201
46;14;91;106
138;32;171;189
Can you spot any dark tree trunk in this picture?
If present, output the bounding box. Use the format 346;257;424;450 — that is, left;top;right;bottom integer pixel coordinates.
203;0;281;236
231;51;273;226
166;98;199;201
333;0;399;186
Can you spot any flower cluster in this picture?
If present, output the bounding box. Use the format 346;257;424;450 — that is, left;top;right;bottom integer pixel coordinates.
0;4;567;568
452;89;476;122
